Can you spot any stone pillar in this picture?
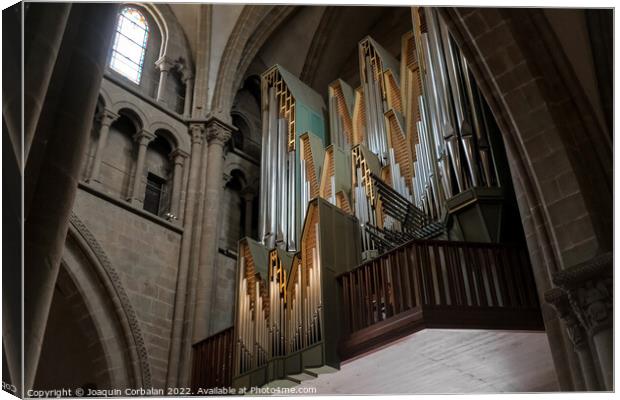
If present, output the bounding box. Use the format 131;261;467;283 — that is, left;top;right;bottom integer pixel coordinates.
553;253;613;390
88;109;118;186
23;3;72;161
129;130;155;205
546;288;602;390
155;55;174;103
183;76;194;119
192;117;233;342
241;189;254;238
169;148;189;219
166;123;205;388
24;3;119;391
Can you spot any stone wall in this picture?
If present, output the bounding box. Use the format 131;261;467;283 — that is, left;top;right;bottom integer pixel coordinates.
72;188;182;389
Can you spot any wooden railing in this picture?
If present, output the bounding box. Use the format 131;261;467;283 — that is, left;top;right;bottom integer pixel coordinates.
337;239;543;359
191;327;234;391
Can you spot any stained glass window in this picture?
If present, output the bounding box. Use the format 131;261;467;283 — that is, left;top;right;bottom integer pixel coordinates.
109;7;149;84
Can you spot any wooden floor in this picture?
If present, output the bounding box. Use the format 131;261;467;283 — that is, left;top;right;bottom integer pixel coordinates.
297;329;558;394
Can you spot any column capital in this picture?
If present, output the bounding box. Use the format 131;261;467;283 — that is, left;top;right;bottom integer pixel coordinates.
155;55;175;72
170;148;190;164
205;117;233;146
552;252;613;336
545;288;588;351
188;122;206;144
133;129;156;145
99;109;119;127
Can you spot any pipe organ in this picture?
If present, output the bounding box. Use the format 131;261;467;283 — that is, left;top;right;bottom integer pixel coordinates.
233;200;361;388
232;7;508;389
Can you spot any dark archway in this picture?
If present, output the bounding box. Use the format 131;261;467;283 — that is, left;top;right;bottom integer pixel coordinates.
33;215;152;390
34;266;113;391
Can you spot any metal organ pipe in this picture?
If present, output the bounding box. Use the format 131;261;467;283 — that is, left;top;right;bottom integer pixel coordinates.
372;71;387;161
363;57;378;156
259;95;269;242
420;34;445;161
439;20;466;130
439;18;479;188
300;159;307;226
277;118;288;244
288;151;296;251
460;51;495;188
265;88;278;247
425;8;455;134
427;8;467;194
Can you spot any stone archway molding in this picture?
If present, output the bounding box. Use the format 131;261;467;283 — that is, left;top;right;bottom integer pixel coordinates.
211;5;297;114
67;213;152;388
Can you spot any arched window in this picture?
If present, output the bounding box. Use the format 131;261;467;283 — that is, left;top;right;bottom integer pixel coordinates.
110;7;149;84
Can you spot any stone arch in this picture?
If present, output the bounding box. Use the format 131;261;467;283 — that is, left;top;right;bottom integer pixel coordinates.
57;213;153;388
211;5;297;114
98;87;113;111
152;128;178;151
35;264;115;390
439;8;612;389
148;120;190;153
112;103;148;131
223;159;257;191
138;2;169;58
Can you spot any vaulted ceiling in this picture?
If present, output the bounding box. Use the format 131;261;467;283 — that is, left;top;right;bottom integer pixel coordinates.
167;4;412;102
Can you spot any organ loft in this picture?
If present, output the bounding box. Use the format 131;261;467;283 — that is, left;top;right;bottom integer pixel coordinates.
7;2;613;396
193;7;613;392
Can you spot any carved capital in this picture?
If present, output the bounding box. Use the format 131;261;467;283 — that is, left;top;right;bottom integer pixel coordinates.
189;123;205;145
553;253;613;336
155;55;175;72
205;117;233;146
99;109;119;127
545;288;588;350
170;148;189;165
133;130;155;146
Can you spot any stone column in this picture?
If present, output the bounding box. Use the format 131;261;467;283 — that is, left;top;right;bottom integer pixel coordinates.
241;189;254;238
190;5;211;119
546;288;602;390
169;148;189;219
155;55;174;103
183;75;194;119
129;130;155;205
166;123;205;388
24;3;119;391
88;109;118;186
23;3;72;161
553;253;613;390
192;117;233;342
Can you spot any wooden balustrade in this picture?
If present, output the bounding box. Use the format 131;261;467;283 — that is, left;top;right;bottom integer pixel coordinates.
337;239;543;360
191;327;234;391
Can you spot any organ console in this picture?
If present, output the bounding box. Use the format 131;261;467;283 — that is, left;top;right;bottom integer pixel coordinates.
232;6;507;389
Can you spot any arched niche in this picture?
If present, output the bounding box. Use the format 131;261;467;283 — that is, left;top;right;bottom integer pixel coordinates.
99;110;141;198
143;132;174;216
